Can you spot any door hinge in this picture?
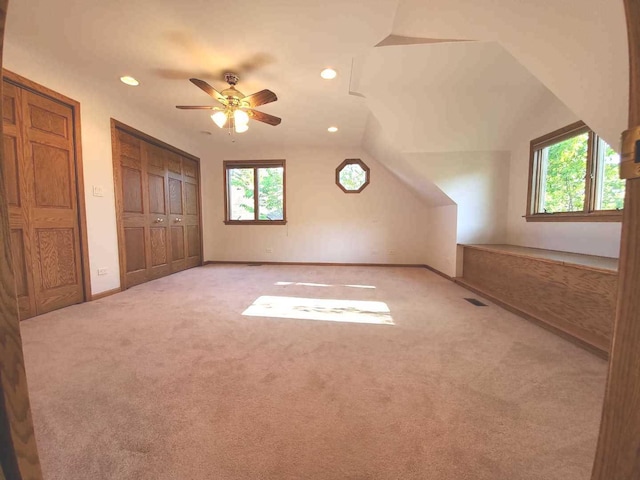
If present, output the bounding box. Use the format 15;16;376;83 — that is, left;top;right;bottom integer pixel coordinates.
620;125;640;179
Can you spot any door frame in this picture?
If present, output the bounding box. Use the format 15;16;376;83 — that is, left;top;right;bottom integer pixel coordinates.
2;69;92;303
110;118;203;291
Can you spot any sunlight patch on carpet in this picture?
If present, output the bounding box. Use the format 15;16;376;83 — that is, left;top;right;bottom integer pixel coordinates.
243;296;393;325
275;282;376;289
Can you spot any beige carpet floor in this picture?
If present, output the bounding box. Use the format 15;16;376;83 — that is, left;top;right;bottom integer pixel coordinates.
20;265;608;480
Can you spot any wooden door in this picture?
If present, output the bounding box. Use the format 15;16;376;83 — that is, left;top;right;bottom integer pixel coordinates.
166;151;187;273
115;129;148;288
2;79;84;318
182;156;201;269
3;81;36;319
144;142;171;280
112;120;201;290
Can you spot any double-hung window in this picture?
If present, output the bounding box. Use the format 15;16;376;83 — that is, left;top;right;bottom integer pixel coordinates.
527;121;624;221
224;160;286;224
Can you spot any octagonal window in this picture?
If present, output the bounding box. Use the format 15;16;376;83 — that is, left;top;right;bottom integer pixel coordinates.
336;159;370;193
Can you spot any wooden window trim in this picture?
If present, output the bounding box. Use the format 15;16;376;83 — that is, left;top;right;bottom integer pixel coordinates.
526;121;623;222
335;158;370;193
223;159;287;225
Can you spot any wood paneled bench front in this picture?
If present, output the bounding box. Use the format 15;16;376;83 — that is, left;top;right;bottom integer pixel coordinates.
456;244;618;358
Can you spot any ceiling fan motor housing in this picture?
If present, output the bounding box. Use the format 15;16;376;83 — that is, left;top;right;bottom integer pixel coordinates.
224;72;239;86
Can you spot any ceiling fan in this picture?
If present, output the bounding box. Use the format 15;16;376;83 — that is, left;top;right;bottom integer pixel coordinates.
176;73;281;133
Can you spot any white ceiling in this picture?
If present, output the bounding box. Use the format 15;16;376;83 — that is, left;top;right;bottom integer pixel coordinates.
6;0;626;154
6;0;398;148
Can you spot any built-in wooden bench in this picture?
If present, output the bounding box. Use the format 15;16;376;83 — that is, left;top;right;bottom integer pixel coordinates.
456;244;618;358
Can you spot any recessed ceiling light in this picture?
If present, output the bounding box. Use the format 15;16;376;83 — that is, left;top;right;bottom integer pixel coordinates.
328;126;338;133
120;76;140;86
321;68;337;80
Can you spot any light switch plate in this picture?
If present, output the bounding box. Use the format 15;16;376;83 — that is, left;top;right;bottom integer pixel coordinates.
93;185;104;197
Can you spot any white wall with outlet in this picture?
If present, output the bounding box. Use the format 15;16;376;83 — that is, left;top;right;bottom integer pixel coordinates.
203;146;431;265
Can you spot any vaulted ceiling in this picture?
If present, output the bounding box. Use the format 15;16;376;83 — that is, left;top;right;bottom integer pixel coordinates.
6;0;628;170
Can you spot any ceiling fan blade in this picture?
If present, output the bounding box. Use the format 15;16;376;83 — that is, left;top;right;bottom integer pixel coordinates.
249;109;281;126
243;89;277;108
176;105;215;110
190;78;227;104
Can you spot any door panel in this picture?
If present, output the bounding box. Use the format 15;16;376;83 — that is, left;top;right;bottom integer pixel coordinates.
28;103;68;137
117;131;149;287
150;227;168;267
143;142;170;279
32;143;72;208
22;89;84;315
122;167;143;213
148;174;165;214
182;157;201;268
3;135;19;206
36;228;77;289
169;177;183;215
185;182;198;216
124;227;146;272
11;229;28;297
171;226;185;262
187;225;200;259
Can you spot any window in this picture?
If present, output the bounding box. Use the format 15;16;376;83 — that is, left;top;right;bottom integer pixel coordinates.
527;121;624;221
224;160;286;224
336;159;370;193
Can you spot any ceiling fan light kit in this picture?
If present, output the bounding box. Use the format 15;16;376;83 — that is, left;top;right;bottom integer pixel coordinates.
176;73;281;135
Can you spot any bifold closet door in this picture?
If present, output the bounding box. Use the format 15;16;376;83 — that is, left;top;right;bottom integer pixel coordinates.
116;130;173;287
182;157;201;269
144;142;171;281
166;151;186;273
2;79;84;318
114;123;201;290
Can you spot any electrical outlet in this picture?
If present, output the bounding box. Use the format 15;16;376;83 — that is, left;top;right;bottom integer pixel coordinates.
265;248;273;254
97;268;108;276
93;185;104;197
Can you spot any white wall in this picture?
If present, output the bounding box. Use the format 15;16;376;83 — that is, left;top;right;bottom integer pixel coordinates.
402;151;510;245
424;205;457;277
4;42;210;295
505;92;622;258
202;146;432;265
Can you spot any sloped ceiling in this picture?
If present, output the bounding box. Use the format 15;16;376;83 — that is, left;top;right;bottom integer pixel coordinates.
353;41;553;153
390;0;628;149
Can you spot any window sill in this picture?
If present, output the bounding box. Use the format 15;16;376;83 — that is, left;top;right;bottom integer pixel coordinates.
224;220;287;225
525;211;622;223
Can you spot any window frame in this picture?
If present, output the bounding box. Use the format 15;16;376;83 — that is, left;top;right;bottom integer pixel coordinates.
526;121;623;222
223;159;287;225
335;158;370;193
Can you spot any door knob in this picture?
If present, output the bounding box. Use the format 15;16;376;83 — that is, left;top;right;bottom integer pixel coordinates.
175;218;182;223
155;218;164;223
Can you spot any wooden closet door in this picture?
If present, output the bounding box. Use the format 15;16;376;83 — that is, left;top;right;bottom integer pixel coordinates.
2;81;36;319
22;90;84;314
116;130;148;287
182;157;201;269
144;142;171;280
166;151;186;273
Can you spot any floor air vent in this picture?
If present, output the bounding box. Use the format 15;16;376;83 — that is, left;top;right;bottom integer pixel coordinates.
464;298;487;307
247;263;263;266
